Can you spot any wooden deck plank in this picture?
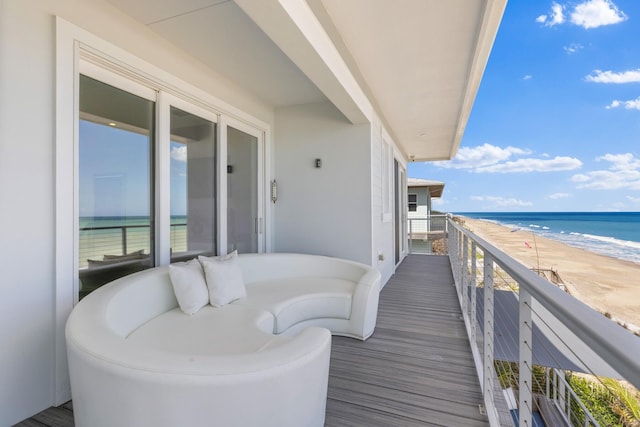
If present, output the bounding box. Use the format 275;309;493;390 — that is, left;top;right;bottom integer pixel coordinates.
325;255;488;426
16;255;487;427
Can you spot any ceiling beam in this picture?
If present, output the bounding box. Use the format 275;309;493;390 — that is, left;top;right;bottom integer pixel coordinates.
234;0;371;124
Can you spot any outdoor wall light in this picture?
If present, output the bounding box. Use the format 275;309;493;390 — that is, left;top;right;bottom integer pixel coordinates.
271;180;278;203
315;158;322;168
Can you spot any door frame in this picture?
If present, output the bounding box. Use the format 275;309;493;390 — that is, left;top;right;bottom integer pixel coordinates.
219;116;266;255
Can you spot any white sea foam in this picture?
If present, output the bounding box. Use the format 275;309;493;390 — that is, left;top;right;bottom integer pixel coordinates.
543;230;640;264
529;224;541;228
580;233;640;250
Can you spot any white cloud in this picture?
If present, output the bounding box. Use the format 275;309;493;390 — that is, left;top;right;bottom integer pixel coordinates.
627;196;640;203
433;143;530;170
433;143;582;174
523;75;533;81
549;193;570;199
537;2;565;26
570;0;627;29
586;69;640;83
572;153;640;190
597;153;640;170
606;97;640;110
471;196;533;208
170;146;187;162
476;156;582;173
564;43;584;54
571;174;591;182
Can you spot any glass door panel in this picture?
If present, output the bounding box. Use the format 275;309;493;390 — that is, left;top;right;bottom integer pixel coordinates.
227;126;260;254
170;106;217;261
78;75;155;298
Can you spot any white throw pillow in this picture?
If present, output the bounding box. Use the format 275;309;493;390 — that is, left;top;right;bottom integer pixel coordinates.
198;251;247;307
168;258;209;315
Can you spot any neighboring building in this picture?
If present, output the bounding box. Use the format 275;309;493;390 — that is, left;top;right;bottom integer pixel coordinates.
407;178;446;253
0;1;506;424
408;178;445;217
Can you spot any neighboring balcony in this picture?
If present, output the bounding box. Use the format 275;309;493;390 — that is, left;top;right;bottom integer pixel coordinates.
408;214;449;254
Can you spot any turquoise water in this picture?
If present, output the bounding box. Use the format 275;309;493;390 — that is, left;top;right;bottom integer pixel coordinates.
458;212;640;264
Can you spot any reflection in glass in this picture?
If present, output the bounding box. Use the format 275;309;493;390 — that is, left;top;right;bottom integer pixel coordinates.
227;126;258;254
78;75;155;298
170;106;216;261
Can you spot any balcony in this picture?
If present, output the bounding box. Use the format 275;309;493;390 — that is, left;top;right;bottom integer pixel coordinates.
20;219;640;426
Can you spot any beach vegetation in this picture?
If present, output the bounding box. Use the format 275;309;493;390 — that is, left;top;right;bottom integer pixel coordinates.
494;361;640;427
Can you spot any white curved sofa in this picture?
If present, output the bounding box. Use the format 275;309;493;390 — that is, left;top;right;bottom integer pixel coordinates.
66;253;381;427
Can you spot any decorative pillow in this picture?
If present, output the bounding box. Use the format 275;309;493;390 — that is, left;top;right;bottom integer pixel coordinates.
168;258;209;315
198;251;246;307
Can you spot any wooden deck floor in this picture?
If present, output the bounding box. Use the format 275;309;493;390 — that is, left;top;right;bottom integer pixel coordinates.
16;255;487;427
325;255;487;426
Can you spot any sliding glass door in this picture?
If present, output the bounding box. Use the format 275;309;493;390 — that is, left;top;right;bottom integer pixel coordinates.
78;75;155;298
77;67;265;299
169;104;217;262
226;123;264;254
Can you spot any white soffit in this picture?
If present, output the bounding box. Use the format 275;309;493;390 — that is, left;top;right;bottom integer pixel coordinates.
106;0;327;107
319;0;506;161
105;0;505;160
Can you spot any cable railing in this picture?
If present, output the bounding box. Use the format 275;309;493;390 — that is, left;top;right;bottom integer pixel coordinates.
78;222;187;269
408;214;449;254
448;218;640;427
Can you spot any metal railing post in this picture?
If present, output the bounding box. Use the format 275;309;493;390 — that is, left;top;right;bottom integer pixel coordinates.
461;235;469;304
409;219;413;254
470;242;477;344
121;226;127;255
483;254;495;416
519;289;533;427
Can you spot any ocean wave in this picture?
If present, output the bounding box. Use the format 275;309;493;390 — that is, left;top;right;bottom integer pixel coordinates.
529;224;541;228
546;231;640;264
580;233;640;250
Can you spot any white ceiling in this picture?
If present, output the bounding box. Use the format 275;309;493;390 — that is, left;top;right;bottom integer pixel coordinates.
106;0;506;161
107;0;326;107
318;0;505;160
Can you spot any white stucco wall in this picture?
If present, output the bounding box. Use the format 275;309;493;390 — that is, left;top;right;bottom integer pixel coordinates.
0;1;272;424
273;102;372;265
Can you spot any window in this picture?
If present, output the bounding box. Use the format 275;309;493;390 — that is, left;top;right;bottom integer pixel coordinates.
170;106;217;261
77;73;224;297
78;75;155;298
408;194;417;212
226;125;261;254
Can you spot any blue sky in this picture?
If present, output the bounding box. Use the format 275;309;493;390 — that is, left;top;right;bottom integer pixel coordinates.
79;120;188;217
408;0;640;212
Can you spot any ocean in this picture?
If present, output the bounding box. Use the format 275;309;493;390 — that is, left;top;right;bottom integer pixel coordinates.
79;216;187;268
458;212;640;264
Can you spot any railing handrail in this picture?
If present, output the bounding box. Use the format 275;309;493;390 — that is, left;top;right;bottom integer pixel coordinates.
448;218;640;390
80;222;187;231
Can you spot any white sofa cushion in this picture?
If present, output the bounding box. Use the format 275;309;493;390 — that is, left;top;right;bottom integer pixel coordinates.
127;304;285;355
168;259;209;315
246;277;354;333
199;251;247;307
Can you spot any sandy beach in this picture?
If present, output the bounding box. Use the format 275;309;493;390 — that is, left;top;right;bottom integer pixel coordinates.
458;217;640;332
